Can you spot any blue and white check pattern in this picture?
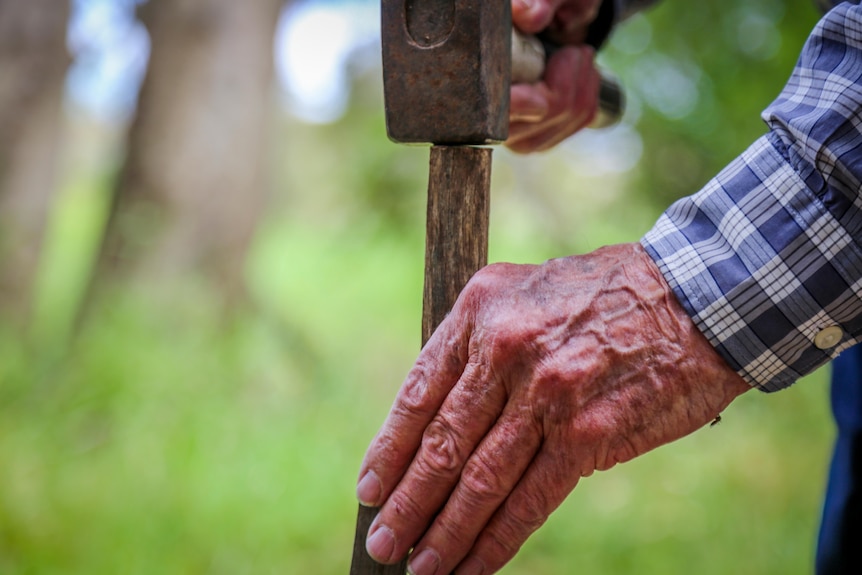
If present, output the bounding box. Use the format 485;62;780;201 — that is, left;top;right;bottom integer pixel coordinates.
642;3;862;392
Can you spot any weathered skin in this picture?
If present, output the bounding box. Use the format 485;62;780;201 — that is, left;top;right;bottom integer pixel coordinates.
508;0;603;153
357;244;750;575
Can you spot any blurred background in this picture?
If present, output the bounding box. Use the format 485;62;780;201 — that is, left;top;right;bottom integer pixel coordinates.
0;0;837;573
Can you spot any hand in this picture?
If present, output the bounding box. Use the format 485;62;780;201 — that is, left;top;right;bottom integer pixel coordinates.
514;0;603;42
356;243;750;575
508;0;604;153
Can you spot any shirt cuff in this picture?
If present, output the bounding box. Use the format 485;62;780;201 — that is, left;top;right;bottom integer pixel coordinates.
641;133;862;392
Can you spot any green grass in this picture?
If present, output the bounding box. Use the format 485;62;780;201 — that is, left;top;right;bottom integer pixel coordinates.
0;115;835;573
1;213;834;573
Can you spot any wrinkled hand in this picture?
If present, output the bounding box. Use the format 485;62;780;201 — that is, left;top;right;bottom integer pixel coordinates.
356;243;750;575
508;0;603;153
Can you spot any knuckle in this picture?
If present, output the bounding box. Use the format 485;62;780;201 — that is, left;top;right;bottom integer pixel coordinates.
462;263;513;300
603;435;638;470
474;502;547;574
393;364;433;418
460;452;507;504
504;494;549;537
459;271;493;304
388;488;427;525
473;489;556;573
484;524;523;560
418;417;465;476
432;512;467;545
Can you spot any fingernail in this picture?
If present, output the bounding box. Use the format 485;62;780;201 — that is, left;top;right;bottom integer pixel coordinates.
408;548;440;575
515;0;535;10
366;525;396;562
456;556;485;575
356;470;382;506
510;111;545;122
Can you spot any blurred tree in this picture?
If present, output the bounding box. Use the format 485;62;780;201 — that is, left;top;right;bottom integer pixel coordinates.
0;0;71;328
88;0;285;312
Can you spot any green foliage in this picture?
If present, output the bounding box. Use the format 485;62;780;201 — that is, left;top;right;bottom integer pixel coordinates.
0;1;843;572
602;0;822;205
0;178;836;573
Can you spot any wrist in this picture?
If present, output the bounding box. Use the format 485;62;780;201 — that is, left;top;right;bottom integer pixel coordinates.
635;242;752;408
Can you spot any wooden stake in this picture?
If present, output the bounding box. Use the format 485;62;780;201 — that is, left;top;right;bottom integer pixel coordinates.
422;146;492;340
349;146;492;574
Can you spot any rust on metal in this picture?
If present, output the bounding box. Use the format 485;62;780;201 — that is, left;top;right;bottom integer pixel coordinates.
381;0;512;145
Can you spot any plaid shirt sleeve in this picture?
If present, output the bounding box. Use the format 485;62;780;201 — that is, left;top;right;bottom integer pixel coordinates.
641;3;862;392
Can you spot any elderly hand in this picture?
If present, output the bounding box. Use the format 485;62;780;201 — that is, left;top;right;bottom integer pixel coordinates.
356;243;750;575
508;0;604;153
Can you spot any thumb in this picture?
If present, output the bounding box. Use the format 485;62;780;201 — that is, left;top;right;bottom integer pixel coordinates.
512;0;556;34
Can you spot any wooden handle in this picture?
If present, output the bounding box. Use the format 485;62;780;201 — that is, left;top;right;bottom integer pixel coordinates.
349;146;491;575
422;146;491;340
351;505;400;575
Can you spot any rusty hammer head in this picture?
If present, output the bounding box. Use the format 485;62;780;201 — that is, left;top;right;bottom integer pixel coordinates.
381;0;511;145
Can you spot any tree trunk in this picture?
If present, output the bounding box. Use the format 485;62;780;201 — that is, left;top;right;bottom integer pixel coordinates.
0;0;70;327
92;0;283;309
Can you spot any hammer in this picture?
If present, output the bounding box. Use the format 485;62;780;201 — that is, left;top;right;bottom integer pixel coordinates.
350;1;622;573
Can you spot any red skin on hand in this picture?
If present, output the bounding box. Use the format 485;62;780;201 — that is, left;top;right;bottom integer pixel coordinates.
358;243;750;575
508;0;605;153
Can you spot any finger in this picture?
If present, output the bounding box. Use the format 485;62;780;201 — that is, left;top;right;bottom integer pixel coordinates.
357;313;470;508
547;0;602;43
556;0;601;27
514;0;600;41
507;46;598;153
455;444;580;574
512;0;558;34
507;115;568;153
529;47;599;150
548;44;598;129
509;84;549;122
506;47;586;151
366;355;509;564
405;406;544;575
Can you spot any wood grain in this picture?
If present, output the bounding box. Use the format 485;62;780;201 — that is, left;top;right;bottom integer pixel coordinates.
422;146;492;341
349;146;492;574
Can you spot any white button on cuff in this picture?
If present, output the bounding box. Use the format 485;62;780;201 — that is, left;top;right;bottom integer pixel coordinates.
814;326;843;350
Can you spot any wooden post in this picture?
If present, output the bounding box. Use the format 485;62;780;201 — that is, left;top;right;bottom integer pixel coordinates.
349;146;492;574
422;147;492;341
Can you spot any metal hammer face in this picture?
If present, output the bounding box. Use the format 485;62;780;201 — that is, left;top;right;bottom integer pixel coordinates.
381;0;511;145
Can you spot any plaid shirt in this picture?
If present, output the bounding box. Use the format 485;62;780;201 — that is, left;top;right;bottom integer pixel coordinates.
641;3;862;392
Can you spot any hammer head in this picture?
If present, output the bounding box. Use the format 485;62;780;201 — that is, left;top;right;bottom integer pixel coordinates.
381;0;511;145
